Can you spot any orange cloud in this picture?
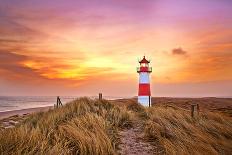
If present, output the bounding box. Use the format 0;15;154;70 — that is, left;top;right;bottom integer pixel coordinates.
0;50;127;89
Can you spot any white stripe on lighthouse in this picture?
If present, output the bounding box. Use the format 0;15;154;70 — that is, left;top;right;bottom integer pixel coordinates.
139;72;150;83
138;96;151;106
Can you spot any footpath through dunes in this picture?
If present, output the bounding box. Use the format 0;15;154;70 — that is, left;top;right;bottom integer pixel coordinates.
117;102;165;155
118;119;164;155
114;99;232;155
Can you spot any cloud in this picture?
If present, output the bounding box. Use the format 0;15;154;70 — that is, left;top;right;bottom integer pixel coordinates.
172;47;187;55
0;50;118;88
0;51;45;84
0;51;73;78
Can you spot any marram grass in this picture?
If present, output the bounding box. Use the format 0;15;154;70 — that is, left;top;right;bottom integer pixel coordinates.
0;98;132;155
143;105;232;155
1;98;232;155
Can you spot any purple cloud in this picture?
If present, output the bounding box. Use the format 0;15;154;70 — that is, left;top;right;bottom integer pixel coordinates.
172;47;187;55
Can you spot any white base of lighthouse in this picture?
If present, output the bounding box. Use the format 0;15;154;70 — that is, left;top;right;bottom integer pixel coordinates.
138;96;151;107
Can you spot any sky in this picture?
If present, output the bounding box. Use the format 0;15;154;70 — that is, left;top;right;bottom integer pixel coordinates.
0;0;232;97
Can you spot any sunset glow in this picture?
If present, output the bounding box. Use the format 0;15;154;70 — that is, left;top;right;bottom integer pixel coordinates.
0;0;232;97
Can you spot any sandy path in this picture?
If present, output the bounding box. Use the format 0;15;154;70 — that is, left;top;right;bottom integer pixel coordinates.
118;121;164;155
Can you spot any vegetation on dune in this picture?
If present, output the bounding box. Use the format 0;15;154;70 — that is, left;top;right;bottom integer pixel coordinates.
143;105;232;155
0;98;232;155
0;98;132;155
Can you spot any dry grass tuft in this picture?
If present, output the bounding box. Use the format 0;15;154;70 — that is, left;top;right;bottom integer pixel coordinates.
0;98;132;155
144;105;232;155
125;100;149;120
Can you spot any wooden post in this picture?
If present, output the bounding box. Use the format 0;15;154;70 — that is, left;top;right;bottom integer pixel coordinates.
57;96;63;108
59;97;62;106
196;104;199;115
99;93;102;100
57;96;59;108
191;105;195;118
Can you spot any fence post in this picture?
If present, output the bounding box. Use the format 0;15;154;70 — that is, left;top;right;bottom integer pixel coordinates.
56;96;63;108
59;97;62;106
99;93;102;100
57;96;59;108
196;104;199;115
191;105;195;118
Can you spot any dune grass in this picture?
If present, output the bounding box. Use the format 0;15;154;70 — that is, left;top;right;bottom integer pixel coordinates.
143;105;232;155
0;98;231;155
0;98;132;155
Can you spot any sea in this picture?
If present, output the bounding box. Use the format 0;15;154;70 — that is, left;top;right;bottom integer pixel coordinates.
0;96;123;112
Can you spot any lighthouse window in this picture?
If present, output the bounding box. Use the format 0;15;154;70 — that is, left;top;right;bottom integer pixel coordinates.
141;63;148;67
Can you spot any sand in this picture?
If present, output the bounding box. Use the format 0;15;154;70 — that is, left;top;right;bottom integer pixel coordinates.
0;106;53;119
118;122;164;155
0;106;53;130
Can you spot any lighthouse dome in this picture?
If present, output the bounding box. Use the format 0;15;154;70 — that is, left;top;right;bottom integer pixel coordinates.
139;56;150;63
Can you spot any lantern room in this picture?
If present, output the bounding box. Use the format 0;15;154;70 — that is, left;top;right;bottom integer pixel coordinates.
137;56;152;73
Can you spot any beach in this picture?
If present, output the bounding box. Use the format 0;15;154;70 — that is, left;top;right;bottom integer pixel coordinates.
0;106;52;119
0;106;53;130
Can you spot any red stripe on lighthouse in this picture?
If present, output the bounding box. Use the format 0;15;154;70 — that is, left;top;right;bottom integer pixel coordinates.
138;83;151;96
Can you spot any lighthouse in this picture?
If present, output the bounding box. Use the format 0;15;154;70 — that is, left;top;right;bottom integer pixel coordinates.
137;56;152;107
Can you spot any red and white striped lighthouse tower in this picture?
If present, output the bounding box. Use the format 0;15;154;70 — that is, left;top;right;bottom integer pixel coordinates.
137;56;152;107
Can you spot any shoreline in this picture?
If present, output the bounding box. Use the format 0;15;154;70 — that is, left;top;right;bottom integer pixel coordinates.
0;106;53;119
1;97;232;120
